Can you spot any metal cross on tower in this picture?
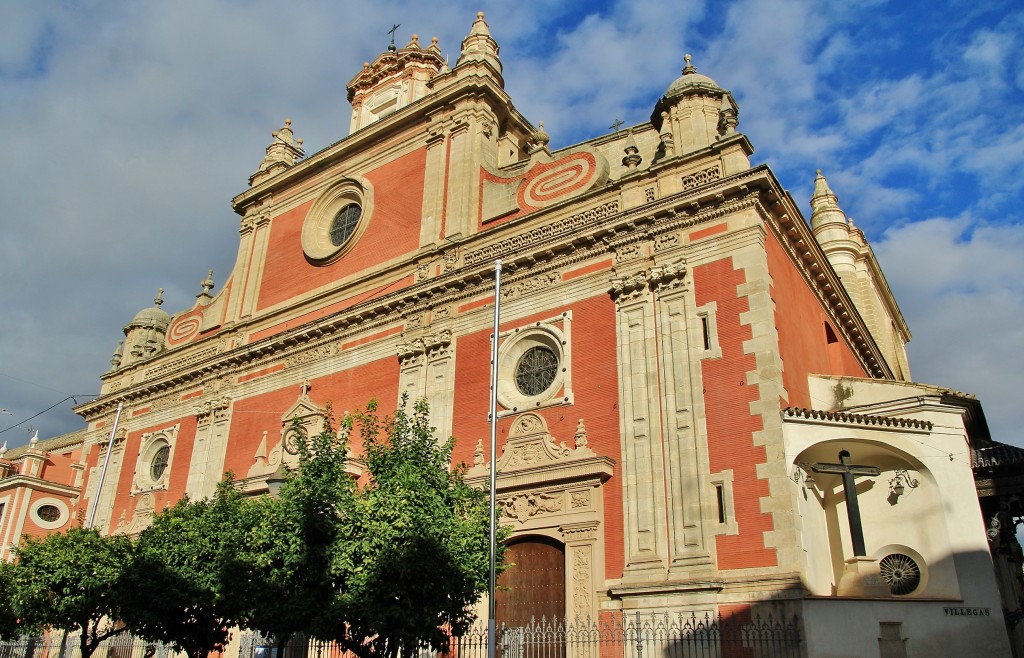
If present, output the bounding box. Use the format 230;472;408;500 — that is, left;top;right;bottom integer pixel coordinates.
609;118;625;133
812;450;881;557
388;23;401;51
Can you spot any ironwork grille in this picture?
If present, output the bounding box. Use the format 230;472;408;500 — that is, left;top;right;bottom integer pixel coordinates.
515;346;558;396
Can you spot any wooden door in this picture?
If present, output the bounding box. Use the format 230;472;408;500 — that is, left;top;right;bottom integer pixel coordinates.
496;536;565;658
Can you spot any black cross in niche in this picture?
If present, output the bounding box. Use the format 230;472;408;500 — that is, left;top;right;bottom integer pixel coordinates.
811;450;881;557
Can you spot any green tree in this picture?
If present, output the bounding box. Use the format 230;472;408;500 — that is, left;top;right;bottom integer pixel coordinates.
9;527;133;658
321;398;506;658
121;477;252;658
0;559;25;640
236;411;355;655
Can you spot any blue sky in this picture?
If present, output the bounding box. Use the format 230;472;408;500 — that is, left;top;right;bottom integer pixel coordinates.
1;0;1022;448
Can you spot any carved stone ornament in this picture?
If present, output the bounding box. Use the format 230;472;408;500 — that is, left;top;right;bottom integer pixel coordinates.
501;271;559;301
280;383;326;455
498;491;563;522
285;342;338;368
608;259;687;302
195;396;232;424
494;412;595;473
396;329;452;365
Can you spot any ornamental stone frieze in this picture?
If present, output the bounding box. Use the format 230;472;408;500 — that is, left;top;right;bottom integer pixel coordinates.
285;341;339;368
501;271;559;301
498;491;563;522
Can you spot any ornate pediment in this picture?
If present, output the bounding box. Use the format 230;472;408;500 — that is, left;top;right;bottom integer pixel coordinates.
280;382;326;456
496;413;593;471
467;413;614;492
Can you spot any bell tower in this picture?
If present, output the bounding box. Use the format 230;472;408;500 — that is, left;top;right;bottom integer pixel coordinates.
346;32;446;133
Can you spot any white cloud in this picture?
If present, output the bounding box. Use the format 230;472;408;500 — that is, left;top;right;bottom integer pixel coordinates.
1;0;1022;450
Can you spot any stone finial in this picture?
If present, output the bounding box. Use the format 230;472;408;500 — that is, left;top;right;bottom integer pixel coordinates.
659;110;675;157
574;419;588;448
154;288;164;307
197;269;215;299
473;438;485;466
809;169;850;233
532;120;550;147
406;34;421;49
682;53;697;75
30;430;39;447
109;340;124;370
622;128;642;169
250;118;306;186
0;441;7;457
457;11;502;76
717;94;739;136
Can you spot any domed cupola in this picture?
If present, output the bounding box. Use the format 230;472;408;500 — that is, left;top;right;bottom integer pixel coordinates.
120;289;171;367
346;31;446;133
652;54;740;157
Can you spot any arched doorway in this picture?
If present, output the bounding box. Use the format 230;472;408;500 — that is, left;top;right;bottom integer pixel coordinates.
496;536;565;658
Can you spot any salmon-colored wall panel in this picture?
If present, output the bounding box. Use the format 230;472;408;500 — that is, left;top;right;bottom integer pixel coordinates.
694;258;776;570
450;294;624;579
765;232;867;408
110;415;200;525
224;358;400;477
257;149;427;311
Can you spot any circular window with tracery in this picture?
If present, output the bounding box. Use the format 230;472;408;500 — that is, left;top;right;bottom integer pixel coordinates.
515;346;558;396
329;203;362;247
150;445;170;481
301;178;374;264
36;505;61;523
497;322;570;412
879;553;921;595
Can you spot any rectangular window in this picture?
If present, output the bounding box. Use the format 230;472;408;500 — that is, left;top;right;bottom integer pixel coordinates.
701;315;712;350
715;483;726;523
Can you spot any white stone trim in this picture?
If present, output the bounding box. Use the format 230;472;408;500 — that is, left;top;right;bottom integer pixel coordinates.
29;496;69;530
496;312;573;415
300;176;375;263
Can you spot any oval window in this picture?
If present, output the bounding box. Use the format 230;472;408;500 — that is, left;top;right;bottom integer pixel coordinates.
36;504;61;523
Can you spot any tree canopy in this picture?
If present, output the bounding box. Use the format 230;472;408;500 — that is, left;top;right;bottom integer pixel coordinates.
324;398;503;658
8;527;133;658
121;477;253;658
2;398;503;658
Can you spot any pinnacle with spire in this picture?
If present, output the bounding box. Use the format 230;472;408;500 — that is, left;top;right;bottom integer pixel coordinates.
250;119;305;186
809;169;853;237
456;11;502;78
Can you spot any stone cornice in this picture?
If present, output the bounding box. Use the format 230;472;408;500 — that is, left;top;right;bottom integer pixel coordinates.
0;474;81;496
233;74;521;213
80;163;894;418
782;407;933;432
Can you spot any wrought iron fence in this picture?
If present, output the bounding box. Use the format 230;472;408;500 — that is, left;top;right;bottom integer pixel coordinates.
0;634;179;658
235;612;801;658
0;613;801;658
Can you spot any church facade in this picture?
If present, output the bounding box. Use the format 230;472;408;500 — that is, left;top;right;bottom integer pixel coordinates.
0;13;1016;657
